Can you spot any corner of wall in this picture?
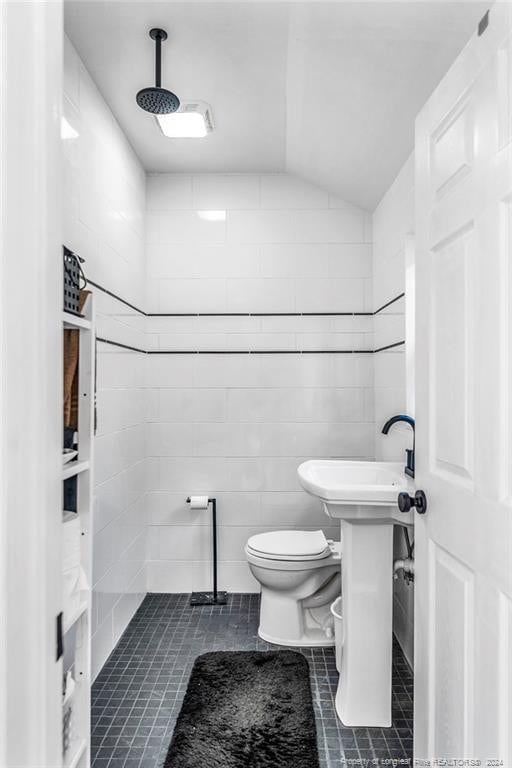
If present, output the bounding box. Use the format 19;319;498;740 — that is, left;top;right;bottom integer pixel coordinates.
372;153;415;668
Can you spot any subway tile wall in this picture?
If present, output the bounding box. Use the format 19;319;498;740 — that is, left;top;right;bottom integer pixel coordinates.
145;172;375;592
63;39;412;677
63;37;147;679
372;154;415;667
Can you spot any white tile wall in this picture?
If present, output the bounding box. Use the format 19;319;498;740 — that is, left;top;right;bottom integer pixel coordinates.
145;173;374;593
373;153;415;667
63;38;416;670
63;36;147;680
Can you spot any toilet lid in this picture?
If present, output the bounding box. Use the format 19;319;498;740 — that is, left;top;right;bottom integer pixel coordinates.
247;530;330;561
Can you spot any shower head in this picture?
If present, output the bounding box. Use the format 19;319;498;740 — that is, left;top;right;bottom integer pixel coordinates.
136;28;180;115
136;86;180;114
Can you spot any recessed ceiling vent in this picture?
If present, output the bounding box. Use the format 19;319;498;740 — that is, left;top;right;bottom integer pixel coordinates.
180;102;214;132
156;101;214;138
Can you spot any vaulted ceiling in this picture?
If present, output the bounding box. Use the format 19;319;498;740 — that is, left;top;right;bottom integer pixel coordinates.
65;1;488;210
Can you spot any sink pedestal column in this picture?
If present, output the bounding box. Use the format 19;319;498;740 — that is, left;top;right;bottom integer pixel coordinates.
337;519;394;727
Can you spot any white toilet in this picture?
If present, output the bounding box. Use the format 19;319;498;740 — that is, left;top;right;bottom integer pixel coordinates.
245;529;341;647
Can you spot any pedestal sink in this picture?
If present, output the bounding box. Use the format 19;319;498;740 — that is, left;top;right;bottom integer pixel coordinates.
298;459;414;727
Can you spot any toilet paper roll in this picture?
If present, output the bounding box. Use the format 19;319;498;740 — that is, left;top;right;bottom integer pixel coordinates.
189;495;210;510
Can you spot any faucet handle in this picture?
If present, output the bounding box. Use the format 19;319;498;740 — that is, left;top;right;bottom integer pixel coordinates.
405;449;415;478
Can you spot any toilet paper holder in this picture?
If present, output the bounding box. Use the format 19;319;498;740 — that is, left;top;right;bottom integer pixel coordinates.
186;496;228;606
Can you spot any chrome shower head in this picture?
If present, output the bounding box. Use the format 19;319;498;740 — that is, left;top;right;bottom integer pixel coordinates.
136;28;180;115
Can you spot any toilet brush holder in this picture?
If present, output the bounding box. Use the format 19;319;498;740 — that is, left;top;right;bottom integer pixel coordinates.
187;496;228;606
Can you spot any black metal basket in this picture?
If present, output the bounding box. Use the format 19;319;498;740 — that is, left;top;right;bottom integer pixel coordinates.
63;246;86;314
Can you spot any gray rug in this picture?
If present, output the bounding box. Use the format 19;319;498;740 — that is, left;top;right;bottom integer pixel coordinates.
164;650;320;768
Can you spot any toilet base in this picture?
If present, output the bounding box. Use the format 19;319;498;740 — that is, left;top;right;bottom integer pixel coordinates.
258;626;335;648
258;585;338;648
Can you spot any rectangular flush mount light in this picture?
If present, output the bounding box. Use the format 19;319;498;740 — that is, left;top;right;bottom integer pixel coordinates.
156;101;214;138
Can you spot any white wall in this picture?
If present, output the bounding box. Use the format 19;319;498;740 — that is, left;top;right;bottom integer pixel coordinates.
63;37;147;679
144;173;374;591
372;154;415;666
2;2;64;763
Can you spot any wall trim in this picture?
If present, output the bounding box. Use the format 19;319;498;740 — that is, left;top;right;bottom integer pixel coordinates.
87;279;147;316
95;336;146;354
91;277;405;355
97;337;404;355
374;340;406;353
374;292;405;315
88;276;404;320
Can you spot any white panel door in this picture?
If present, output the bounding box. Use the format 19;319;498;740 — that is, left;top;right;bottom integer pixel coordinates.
415;4;512;763
0;1;63;766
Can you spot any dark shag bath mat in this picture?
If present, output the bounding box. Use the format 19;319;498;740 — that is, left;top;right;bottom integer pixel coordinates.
164;650;320;768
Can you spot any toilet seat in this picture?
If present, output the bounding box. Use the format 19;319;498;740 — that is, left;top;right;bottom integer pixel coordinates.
246;530;331;561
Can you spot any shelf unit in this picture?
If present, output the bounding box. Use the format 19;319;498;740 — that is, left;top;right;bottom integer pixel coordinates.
62;460;90;481
63;311;92;331
61;295;94;768
63;599;89;635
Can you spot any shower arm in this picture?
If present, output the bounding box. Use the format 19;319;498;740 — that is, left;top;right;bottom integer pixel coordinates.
155;34;161;87
150;28;168;88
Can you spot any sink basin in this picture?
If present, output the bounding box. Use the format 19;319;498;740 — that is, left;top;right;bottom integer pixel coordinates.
298;459;407;505
298;459;413;523
297;458;414;727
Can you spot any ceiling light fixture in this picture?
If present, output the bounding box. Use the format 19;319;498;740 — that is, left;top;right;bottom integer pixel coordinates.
156;101;214;138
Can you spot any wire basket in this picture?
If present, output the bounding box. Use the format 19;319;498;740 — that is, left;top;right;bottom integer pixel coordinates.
63;246;86;314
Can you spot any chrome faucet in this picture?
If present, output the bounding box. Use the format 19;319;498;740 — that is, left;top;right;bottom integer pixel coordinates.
381;414;415;478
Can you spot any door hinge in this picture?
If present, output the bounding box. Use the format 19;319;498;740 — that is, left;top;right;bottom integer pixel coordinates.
56;612;64;661
478;10;489;37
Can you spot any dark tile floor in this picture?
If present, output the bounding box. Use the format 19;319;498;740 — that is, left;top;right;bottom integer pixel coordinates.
91;593;413;768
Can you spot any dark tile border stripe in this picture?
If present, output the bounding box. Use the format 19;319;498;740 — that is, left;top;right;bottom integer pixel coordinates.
95;336;147;354
87;279;147;316
90;277;405;355
149;311;374;317
97;338;404;355
374;340;406;353
374;292;405;315
87;278;402;320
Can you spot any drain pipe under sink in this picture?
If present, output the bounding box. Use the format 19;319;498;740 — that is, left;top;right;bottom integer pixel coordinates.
394;526;414;582
393;558;414;579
